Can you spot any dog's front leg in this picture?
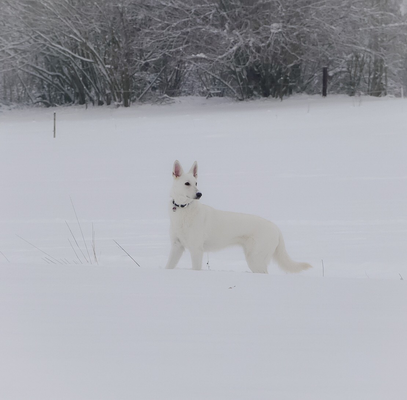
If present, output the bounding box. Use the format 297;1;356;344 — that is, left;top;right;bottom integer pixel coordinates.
190;250;204;270
165;241;184;269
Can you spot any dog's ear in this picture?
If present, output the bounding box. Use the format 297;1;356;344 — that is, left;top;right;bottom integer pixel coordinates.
173;160;184;178
189;161;198;179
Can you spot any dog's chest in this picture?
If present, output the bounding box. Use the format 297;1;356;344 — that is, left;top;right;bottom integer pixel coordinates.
169;206;203;246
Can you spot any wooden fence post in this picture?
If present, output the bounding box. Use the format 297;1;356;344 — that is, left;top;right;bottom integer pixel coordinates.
322;67;328;97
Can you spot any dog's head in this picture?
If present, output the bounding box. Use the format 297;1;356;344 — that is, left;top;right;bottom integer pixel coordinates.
171;160;202;204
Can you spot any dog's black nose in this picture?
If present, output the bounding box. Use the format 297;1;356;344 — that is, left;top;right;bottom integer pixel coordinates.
196;192;202;199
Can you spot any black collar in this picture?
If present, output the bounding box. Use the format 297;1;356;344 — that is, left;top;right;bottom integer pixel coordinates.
172;199;191;209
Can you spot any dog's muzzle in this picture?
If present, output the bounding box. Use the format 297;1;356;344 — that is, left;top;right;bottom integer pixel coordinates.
196;192;202;199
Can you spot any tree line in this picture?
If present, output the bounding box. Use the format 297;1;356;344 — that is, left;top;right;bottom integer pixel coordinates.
1;0;407;106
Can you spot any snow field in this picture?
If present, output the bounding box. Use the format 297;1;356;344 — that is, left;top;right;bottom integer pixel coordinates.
1;95;407;399
1;265;406;400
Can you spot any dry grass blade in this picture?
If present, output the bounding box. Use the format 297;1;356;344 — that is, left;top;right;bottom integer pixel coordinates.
68;237;83;264
16;235;62;264
92;223;98;265
113;240;140;267
66;221;87;263
0;251;10;263
70;197;92;264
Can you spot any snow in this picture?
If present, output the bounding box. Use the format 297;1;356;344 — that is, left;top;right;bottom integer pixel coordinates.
1;95;407;399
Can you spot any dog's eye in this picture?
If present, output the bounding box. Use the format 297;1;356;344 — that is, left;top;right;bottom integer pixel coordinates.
185;182;190;186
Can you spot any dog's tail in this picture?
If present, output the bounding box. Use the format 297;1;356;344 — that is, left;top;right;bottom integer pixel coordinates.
273;232;312;273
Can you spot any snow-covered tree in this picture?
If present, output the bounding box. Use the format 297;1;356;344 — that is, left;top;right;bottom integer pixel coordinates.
1;0;406;105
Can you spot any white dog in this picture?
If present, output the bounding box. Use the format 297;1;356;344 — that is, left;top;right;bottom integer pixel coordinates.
165;160;312;274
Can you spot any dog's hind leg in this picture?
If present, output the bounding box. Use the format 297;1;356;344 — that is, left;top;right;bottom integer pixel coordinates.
166;241;184;269
245;254;269;274
243;239;271;274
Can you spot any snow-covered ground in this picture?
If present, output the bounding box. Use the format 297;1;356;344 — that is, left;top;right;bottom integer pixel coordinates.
1;95;406;399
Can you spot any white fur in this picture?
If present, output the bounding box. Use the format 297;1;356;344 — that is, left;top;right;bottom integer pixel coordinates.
166;160;312;274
